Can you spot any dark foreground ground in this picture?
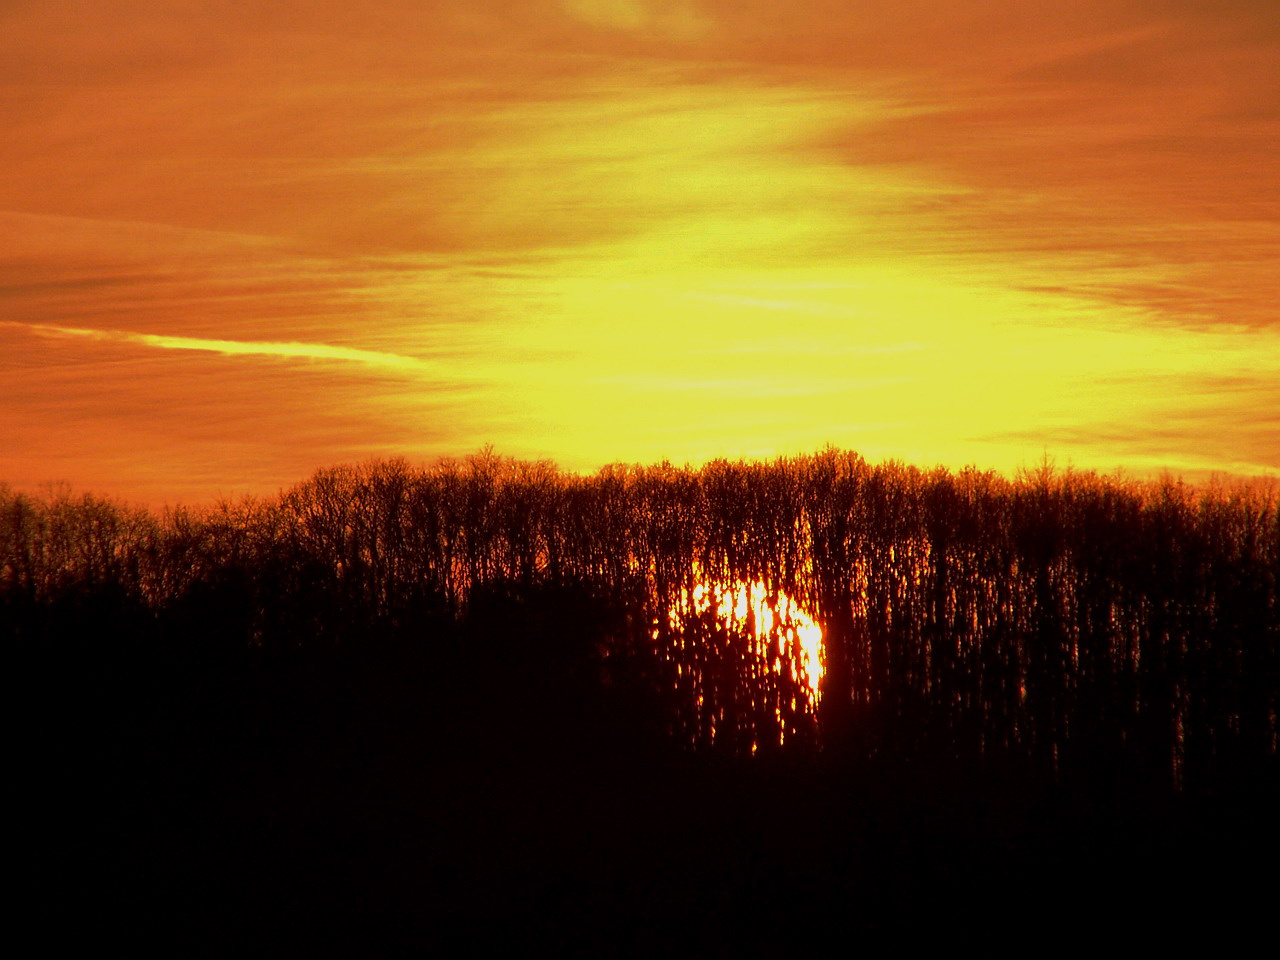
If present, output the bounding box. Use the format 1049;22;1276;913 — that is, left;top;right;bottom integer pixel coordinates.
42;634;1278;956
65;763;1279;955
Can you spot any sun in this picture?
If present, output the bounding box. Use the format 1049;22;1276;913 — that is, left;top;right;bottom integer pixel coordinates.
660;567;825;750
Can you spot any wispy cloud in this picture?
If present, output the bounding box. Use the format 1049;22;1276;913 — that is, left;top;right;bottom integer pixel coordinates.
1;1;1276;503
4;321;437;374
561;0;710;38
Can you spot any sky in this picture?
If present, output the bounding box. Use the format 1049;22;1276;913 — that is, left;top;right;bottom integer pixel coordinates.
2;0;1277;506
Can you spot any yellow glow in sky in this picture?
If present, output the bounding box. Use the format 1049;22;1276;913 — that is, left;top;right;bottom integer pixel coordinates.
1;1;1276;505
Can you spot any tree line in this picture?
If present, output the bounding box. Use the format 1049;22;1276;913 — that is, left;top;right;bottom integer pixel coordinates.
5;448;1276;795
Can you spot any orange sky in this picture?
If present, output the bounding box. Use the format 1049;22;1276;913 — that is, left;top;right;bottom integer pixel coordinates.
3;0;1277;506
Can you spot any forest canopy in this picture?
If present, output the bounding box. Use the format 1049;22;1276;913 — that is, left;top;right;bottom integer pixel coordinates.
6;449;1276;791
